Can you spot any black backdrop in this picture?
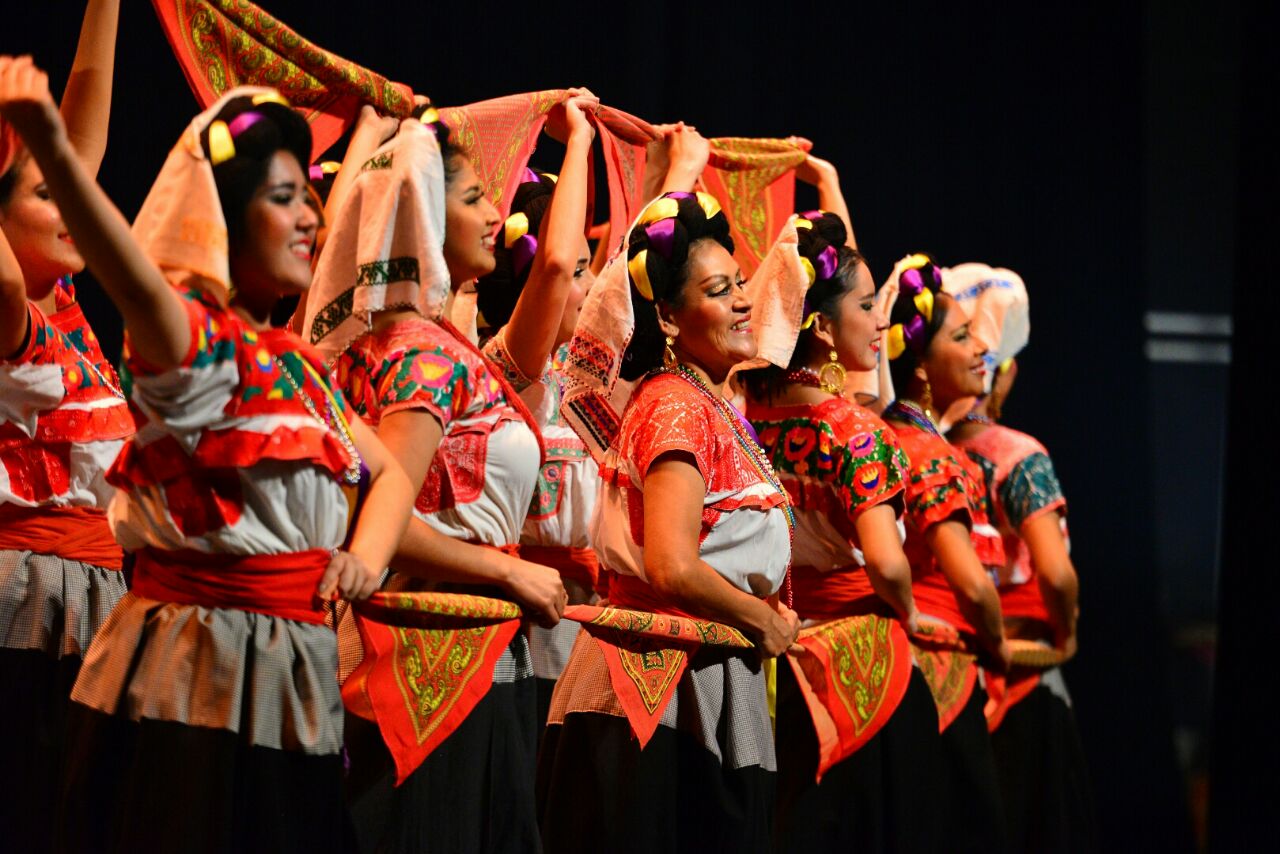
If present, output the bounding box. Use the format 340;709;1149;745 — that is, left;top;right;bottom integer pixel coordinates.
9;2;1251;848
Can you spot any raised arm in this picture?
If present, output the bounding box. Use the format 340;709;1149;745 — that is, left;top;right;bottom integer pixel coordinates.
643;453;800;656
323;104;400;230
499;92;597;380
1022;511;1079;657
925;517;1011;670
793;145;855;249
854;503;920;632
0;56;189;368
60;0;121;177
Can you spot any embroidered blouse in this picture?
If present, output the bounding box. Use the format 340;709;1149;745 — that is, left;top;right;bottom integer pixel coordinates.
888;421;1005;633
0;284;133;511
592;372;791;597
107;286;355;555
954;423;1068;621
336;315;540;546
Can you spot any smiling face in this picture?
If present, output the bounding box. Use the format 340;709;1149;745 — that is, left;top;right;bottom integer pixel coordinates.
0;156;84;298
920;293;988;409
443;155;501;284
226;151;318;309
663;239;755;382
555;234;594;348
825;261;885;373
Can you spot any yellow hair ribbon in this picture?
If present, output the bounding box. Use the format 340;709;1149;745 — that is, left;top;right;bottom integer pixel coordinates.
251;91;291;107
695;191;722;220
793;217;814;230
318;161;341;175
629;250;655;301
901;253;931;271
543;173;559;184
419;107;441;125
886;324;907;360
208;120;236;166
799;311;821;330
799;257;817;287
999;357;1014;373
503;212;530;248
639;197;680;225
913;287;934;323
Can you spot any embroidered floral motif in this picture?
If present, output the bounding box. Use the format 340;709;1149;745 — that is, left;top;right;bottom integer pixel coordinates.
362;151;393;171
1000;452;1064;530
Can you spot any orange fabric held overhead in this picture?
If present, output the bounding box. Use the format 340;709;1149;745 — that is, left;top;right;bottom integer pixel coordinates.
786;614;914;782
0;506;123;570
438;90;658;228
700;138;809;277
0;118;19;177
149;0;415;159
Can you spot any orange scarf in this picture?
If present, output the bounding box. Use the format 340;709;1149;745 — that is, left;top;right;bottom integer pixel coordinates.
700;138;808;277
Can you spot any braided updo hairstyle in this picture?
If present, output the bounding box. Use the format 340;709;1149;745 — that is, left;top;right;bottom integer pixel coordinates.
474;171;558;329
619;192;734;380
199;96;312;257
741;211;867;402
885;254;949;395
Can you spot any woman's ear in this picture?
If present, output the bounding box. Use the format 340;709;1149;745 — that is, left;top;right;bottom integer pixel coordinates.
811;312;836;349
657;305;679;341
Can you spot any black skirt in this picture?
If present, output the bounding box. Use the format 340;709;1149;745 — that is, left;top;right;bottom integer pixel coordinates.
990;680;1097;853
937;685;1011;854
57;703;349;854
0;648;84;854
344;676;541;854
773;666;945;853
538;711;775;854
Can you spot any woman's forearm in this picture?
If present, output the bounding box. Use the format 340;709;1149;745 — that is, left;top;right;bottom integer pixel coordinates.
926;519;1006;656
60;0;121;177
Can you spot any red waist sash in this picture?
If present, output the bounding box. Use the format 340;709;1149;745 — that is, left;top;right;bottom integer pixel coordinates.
908;619;979;733
998;578;1052;622
572;571;755;748
341;541;522;785
787;613;913;781
789;564;879;622
519;544;599;592
0;505;123;570
132;547;330;623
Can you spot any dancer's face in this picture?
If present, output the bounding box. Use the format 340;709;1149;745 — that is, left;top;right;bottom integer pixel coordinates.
664;239;756;382
444;156;501;284
555;235;594;348
0;156;84;298
826;261;886;373
921;294;988;406
228;151;318;303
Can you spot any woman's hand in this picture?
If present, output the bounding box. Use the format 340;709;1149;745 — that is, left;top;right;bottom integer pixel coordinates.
502;559;569;628
545;87;599;142
793;150;839;188
757;599;801;657
319;549;382;601
353;103;400;148
0;57;63;146
661;123;710;193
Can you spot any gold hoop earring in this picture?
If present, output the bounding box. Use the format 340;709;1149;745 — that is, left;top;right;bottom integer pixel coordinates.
663;335;679;369
818;349;846;396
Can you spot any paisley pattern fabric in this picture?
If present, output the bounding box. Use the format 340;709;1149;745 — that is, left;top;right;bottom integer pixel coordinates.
700;137;808;276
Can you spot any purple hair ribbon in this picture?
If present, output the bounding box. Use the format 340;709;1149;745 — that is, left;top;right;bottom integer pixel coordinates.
645;218;677;261
814;245;839;281
511;234;538;275
227;111;264;139
901;314;927;351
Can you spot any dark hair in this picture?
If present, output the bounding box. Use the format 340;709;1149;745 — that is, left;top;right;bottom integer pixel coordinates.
885;254;949;395
412;103;465;184
742;212;867;402
0;147;30;208
474;173;557;328
200;97;312;256
619;193;734;381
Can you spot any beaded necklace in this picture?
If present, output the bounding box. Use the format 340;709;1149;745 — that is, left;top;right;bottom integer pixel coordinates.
82;356;126;400
782;366;827;391
273;352;364;485
962;411;994;426
664;363;795;607
883;398;940;436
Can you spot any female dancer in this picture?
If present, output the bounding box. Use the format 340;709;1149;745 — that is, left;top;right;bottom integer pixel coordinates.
880;253;1012;853
0;5;128;850
944;267;1094;852
0;62;413;852
304;94;597;852
539;191;800;853
743;210;943;852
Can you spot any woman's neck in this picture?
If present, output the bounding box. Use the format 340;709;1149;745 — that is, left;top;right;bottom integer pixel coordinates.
229;298;274;331
674;359;726;398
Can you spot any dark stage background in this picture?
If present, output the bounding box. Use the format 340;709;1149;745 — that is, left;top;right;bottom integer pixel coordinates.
7;1;1264;849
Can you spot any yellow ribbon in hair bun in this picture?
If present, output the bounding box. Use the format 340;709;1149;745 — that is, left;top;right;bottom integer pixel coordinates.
419;107;441;125
794;217;814;231
629;250;655;301
640;197;680;225
799;256;817;288
800;311;821;330
885;323;907;360
504;212;530;248
208;120;236;166
251;91;291;107
695;192;722;220
543;173;559;184
913;287;935;323
901;253;932;271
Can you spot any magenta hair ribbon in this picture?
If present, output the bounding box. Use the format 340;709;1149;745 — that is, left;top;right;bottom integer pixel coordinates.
510;234;538;275
901;314;927;351
814;245;839;281
227;111;264;139
522;167;541;184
